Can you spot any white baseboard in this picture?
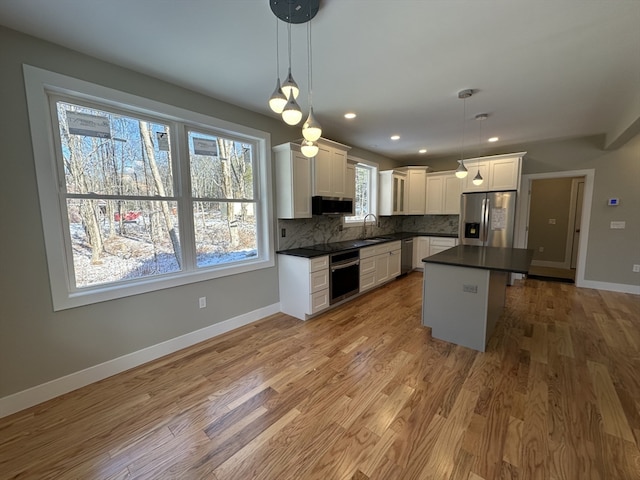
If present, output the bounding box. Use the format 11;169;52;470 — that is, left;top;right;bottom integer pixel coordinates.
577;279;640;295
0;303;280;419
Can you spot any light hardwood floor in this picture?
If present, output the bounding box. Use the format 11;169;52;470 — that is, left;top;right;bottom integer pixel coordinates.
1;273;639;479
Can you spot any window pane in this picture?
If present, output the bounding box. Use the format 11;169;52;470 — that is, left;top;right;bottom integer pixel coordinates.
193;201;257;268
68;199;181;288
56;101;174;197
188;131;254;200
355;165;371;218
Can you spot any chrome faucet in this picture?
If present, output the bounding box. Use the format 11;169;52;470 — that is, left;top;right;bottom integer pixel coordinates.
362;213;378;239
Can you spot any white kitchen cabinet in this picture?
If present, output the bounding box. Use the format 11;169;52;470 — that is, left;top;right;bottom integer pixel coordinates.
312;138;350;198
404;167;427;215
278;254;329;320
489;156;521;191
360;241;401;291
461;153;525;193
462;160;490;193
273;142;312;219
413;236;457;270
425;171;461;214
413;236;431;269
429;237;457;255
379;170;406;216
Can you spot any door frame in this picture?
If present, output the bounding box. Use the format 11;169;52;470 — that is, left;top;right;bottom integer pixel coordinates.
514;169;595;288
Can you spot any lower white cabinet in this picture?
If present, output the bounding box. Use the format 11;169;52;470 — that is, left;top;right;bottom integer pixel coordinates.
413;236;458;270
278;254;329;320
360;241;401;292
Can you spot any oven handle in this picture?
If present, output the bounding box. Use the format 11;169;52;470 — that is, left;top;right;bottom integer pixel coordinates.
331;259;360;271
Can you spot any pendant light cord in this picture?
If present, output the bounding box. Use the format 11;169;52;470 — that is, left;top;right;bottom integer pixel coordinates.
287;3;293;73
307;11;313;105
460;96;467;162
275;17;280;77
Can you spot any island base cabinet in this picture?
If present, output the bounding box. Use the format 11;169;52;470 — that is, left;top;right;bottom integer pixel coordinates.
422;263;507;352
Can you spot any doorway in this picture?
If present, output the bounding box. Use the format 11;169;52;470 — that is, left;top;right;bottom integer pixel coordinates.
514;169;595;288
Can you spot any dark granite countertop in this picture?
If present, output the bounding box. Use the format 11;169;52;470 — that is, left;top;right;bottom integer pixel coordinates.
277;231;458;258
422;245;534;274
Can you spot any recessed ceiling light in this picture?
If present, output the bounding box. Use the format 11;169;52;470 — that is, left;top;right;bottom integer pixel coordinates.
419;149;427;154
344;112;356;119
390;135;400;141
488;137;499;143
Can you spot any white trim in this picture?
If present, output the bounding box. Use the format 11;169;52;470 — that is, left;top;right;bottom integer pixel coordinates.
578;280;640;295
0;303;281;419
516;169;595;290
23;65;274;310
344;156;379;226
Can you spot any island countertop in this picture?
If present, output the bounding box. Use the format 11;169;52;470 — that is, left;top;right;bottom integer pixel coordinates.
422;245;534;274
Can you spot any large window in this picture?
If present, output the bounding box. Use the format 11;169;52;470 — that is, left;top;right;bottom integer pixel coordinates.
344;160;378;225
24;66;273;310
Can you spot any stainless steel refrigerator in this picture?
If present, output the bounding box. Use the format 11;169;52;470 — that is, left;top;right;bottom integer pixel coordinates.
460;191;517;247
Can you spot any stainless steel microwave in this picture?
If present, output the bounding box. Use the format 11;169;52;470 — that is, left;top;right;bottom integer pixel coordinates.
312;196;353;215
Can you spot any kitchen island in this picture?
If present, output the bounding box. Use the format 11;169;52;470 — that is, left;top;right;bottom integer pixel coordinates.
422;245;533;352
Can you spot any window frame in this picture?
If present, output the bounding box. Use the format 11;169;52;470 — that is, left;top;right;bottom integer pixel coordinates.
343;157;378;227
24;65;274;311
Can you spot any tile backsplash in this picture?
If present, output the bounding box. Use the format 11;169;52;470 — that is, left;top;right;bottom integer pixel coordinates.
277;215;459;250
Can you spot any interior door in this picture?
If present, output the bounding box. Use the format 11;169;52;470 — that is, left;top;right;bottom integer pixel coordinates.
570;180;584;269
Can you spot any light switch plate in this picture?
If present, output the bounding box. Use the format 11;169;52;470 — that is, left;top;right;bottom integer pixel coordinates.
610;221;626;229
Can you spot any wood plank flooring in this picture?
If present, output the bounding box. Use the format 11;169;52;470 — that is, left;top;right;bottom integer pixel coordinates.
1;273;639;479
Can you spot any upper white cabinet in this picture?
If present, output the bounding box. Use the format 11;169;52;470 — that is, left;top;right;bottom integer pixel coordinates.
273;142;312;219
400;167;427;215
461;152;525;193
425;171;461;215
312;138;350;198
379;170;407;216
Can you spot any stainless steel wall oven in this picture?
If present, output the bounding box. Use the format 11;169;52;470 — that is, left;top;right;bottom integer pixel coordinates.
329;250;360;304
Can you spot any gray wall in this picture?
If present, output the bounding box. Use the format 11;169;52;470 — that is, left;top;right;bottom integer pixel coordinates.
421;134;640;286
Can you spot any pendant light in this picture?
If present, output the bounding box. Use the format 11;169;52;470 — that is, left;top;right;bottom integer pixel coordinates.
301;3;321;155
472;113;486;186
455;89;472;179
280;3;299;101
268;18;287;114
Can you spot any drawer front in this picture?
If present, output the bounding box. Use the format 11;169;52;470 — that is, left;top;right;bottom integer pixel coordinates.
310;289;329;314
429;237;456;247
359;245;377;259
310;270;329;293
360;256;376;275
359;272;376;292
375;240;401;255
310;256;329;272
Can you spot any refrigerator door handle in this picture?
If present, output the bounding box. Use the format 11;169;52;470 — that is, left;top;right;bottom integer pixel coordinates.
482;197;490;243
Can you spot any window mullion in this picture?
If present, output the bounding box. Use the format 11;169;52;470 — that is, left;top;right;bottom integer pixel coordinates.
175;122;197;271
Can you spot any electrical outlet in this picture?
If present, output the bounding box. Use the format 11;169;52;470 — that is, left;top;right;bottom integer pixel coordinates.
633;264;640;273
610;221;626;229
463;284;478;294
548;218;556;224
199;297;206;309
538;246;544;252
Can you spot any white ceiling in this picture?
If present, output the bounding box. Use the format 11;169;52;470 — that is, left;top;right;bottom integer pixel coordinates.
1;0;639;160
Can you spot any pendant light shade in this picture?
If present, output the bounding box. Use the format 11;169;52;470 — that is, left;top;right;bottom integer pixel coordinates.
455;161;468;178
269;78;287;114
300;139;319;158
472;169;484;185
281;68;299;100
282;93;302;125
302;109;321;141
